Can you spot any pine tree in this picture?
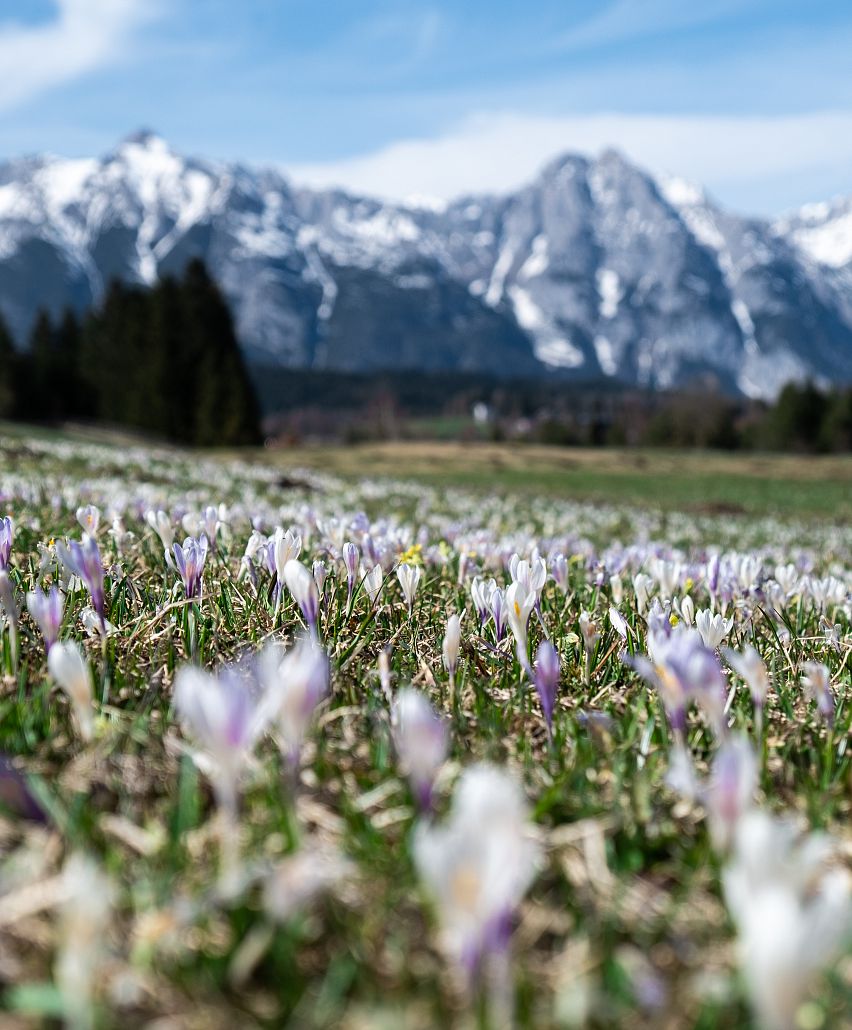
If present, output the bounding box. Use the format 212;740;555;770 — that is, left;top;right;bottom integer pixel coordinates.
179;259;261;446
0;314;16;419
28;310;61;421
54;308;84;419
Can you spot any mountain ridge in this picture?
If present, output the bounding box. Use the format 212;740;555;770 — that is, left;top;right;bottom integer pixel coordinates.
1;131;851;399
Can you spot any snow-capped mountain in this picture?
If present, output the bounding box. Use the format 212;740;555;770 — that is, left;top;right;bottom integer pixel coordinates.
1;130;851;398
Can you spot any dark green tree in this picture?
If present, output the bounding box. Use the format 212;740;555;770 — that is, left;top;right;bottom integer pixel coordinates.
0;314;17;419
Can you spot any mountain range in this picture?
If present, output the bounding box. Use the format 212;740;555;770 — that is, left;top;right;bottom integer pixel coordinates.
1;130;851;399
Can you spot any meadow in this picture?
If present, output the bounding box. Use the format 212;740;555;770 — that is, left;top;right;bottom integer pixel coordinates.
0;427;850;1029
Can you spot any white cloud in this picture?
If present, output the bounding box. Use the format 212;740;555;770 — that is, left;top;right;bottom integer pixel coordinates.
287;109;852;210
554;0;751;50
0;0;153;112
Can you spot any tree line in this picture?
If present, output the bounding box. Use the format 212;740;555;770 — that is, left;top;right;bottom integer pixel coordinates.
0;260;261;446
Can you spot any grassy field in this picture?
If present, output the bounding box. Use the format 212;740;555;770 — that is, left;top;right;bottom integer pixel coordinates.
0;427;850;1027
260;441;852;518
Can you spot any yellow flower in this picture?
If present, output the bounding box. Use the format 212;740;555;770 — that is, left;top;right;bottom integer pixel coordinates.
398;543;424;566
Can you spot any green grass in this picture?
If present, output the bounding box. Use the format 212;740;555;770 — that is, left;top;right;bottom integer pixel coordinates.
260;440;852;518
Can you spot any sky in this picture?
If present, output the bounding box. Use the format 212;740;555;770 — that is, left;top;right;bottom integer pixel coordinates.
0;1;851;214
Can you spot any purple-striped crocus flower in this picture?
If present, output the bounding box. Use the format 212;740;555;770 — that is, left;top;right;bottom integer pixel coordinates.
533;640;560;740
489;586;507;642
624;624;728;741
173;534;209;600
413;764;539;994
0;516;13;571
283;559;320;633
258;635;329;770
342;541;359;604
58;536;106;627
392;688;447;811
174;657;274;895
26;585;64;654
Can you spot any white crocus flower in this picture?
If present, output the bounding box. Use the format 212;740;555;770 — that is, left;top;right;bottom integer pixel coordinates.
703;734;758;852
774;563;800;596
413;764;539;982
48;641;96;742
259;636;329;770
675;595;695;626
392;688;448;810
283;559;320;632
800;662;835;727
506;581;536;662
363;564;384;606
723;644;771;709
633;573;654;615
442;612;463;678
723;810;852;1030
695;608;734;649
397;562;422;612
76;504;100;537
608;606;629;641
145;509;175;560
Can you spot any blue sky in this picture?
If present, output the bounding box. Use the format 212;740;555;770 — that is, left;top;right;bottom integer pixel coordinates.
0;1;851;212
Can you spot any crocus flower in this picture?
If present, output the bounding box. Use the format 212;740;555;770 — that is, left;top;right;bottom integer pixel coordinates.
695;608;734;649
800;662;835;728
271;528;302;589
509;555;547;609
506;581;536;664
312;559;327;595
392;688;448;811
363;564;383;606
0;515;14;570
342;541;359;603
579;610;600;683
724;644;771;737
413;764;539;991
173;534;208;600
633;572;654;615
174;657;277;893
202;505;221;550
145;508;175;561
470;576;496;626
533;640;560;738
76;504;100;537
489;585;507;642
258;635;329;770
675;595;695;626
442;612;462;680
703;734;758;852
239;529;267;587
283;559;320;633
48;641;95;741
58;536;106;626
723;810;852;1030
609;606;629;641
26;585;64;653
551;553;569;593
773;562;799;596
610;573;624;605
625;624;727;739
397;562;422;613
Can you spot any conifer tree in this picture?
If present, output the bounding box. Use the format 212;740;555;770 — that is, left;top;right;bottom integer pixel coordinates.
0;313;16;419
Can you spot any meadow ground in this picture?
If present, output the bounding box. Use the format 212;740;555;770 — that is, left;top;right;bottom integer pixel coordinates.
255;440;852;519
0;426;850;1028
